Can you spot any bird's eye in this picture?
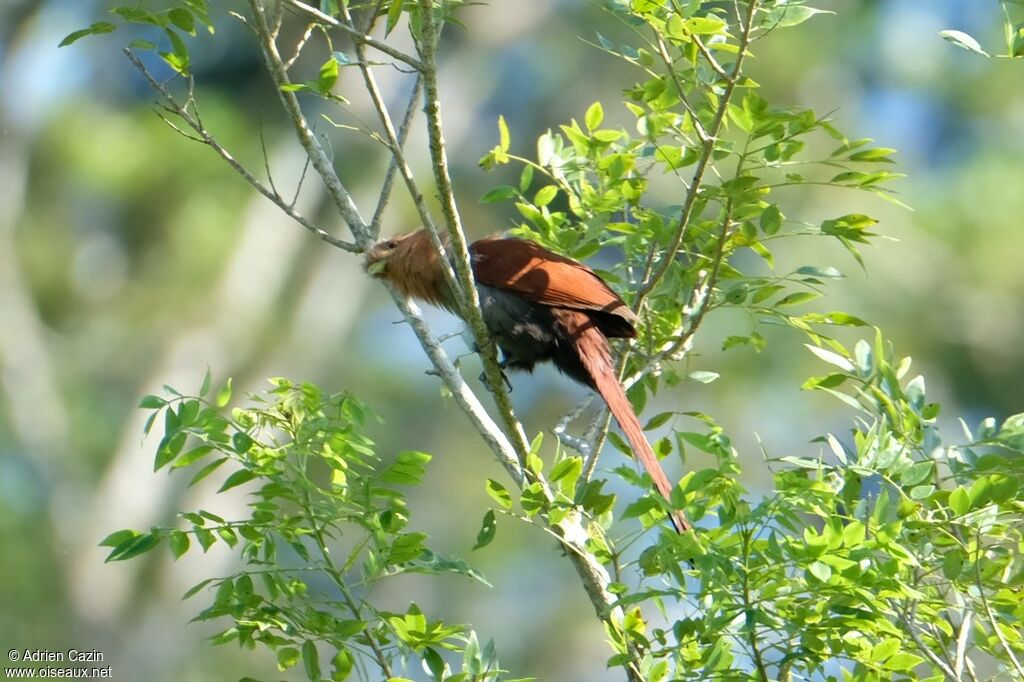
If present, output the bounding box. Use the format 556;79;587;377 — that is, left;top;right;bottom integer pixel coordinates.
385;240;398;250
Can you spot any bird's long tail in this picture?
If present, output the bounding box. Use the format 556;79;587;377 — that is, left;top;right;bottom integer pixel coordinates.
563;311;690;533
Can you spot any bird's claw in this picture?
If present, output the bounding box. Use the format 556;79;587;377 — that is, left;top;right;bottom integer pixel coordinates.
479;367;513;393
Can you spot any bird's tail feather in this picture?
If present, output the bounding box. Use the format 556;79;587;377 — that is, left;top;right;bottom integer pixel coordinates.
564;311;690;533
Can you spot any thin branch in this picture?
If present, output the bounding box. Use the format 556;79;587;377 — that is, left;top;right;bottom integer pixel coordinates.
954;610;972;680
248;0;372;248
303;495;394;678
283;21;317;71
975;533;1024;678
634;0;760;309
124;48;359;253
415;0;531;458
898;605;959;681
370;75;423;238
655;34;710;143
692;34;730;80
286;0;425;71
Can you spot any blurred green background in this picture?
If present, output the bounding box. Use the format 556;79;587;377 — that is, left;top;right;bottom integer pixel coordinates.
1;1;1021;680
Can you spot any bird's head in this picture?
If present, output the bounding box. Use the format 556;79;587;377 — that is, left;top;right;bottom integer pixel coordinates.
363;230;421;278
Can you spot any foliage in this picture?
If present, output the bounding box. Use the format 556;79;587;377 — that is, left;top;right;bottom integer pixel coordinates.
107;376;525;681
71;0;1024;681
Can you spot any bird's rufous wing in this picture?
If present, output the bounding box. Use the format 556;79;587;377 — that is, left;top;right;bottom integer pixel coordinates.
470;237;638;335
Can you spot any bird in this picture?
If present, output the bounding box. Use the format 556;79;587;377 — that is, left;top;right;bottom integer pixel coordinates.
365;228;690;534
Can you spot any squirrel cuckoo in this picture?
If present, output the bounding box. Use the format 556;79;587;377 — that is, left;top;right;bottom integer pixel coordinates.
365;229;689;534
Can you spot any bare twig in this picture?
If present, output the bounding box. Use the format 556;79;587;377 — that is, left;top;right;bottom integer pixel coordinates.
283;21;317;71
370;75;423;238
248;0;371;248
954;610;972;680
124;48;359;253
286;0;424;71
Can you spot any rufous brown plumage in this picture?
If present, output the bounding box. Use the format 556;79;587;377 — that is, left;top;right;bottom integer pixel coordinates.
365;229;689;533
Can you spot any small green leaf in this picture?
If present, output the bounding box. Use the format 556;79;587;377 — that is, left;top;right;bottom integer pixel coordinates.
534;185;558;207
139;394;166;409
760;205;782;234
168;8;195;35
777;291;820;307
168;530;190;559
585;101;604;131
189;456;228;487
480;186;517;203
318;56;339;93
949;486;971;515
219;468;256;492
805;344;854;372
302;640;321;681
99;529;140;548
473;510;497;550
59;22;117;47
331;648;355;681
808;561;832;582
385;0;404;35
106;531;160;562
498;114;510;152
938;29;990;56
485;479;513;509
688;371;719;384
215;377;232;407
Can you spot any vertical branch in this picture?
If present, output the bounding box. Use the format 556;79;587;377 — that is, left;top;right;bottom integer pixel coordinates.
414;0;532;458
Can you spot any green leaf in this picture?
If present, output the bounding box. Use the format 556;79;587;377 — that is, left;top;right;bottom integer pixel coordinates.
769;6;833;28
688;371;719;384
277;647;300;671
139;394;166;409
318;56;339;93
388;532;428;563
518;164;534;192
331;648;355;681
804;344;854;372
485;479;513;510
168;530;190;559
106;531;160;562
155;432;187;471
168;8;195;35
473;510;497;550
172;445;213;469
870;637;900;663
302;640;321;681
99;529;140;548
550;456;582;483
498;114;510;152
900;460;933;487
215;377;232;407
760;205;782;234
59;22;117;47
808;561;832;582
534;185;558;207
480;185;517;203
218;468;256;492
938;29;990;56
385;0;404;35
949;486;971;515
585;101;604;131
380;450;432;486
777;291;820;307
189;456;228;487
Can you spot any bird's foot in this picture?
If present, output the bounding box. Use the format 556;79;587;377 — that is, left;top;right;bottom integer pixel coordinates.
479;365;513;393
